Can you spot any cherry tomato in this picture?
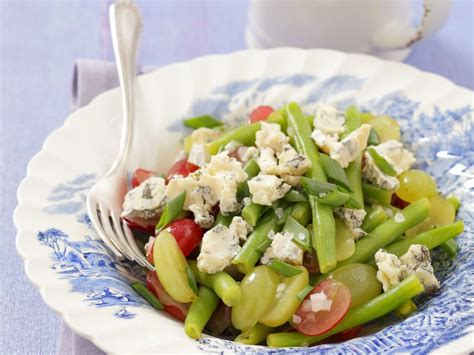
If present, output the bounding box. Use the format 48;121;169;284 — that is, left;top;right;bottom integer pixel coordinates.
131;168;156;188
146;271;189;321
391;194;409;209
165;158;199;180
166;218;204;257
294;279;351;336
249;105;274;123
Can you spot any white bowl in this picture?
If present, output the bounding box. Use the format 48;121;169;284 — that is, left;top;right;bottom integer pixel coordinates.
15;48;473;354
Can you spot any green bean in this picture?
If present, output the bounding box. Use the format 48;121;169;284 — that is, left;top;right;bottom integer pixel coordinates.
233;211;280;274
284;216;312;252
155;191;186;231
283;189;307;203
395;299;417;318
183;115;223;129
266;275;424;347
345;156;364;208
343;106;361;138
267;259;303;277
310;196;337;273
184;286;219;339
447;194;461;212
362;182;393;205
131;282;164;310
235;323;273;345
289;201;312;226
361;205;388;232
313;189;352;206
188;260;241;306
367;128;381;146
237;158;260;198
318;154;352;192
241;202;265;226
383;221;464;258
338;198;431;266
440;238;458;257
213;212;234;227
206;114;285;155
367;147;397;176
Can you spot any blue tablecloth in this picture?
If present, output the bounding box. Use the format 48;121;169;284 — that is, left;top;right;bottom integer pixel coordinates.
1;1;472;354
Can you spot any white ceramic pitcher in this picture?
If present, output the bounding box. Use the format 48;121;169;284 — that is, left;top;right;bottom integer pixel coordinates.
246;0;452;61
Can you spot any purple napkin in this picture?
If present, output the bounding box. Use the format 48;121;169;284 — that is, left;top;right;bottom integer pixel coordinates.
57;59;157;355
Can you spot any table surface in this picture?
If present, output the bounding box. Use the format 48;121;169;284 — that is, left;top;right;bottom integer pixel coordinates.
1;0;472;353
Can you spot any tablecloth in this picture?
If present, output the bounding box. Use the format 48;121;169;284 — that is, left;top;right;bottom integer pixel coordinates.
1;0;472;354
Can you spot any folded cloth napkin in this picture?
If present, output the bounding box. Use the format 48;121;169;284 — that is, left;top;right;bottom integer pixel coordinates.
57;59;157;355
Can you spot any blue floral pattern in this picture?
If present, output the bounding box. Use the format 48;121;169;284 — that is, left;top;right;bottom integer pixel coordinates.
37;73;473;353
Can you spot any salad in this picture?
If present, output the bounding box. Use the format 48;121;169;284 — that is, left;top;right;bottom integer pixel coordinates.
121;102;464;347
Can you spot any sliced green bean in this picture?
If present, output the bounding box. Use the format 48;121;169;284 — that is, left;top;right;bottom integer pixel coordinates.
367;128;380;146
186;266;199;296
447;194;461;212
289;201;312;226
283;189;308;203
183;115;223;129
237;158;260;198
343;106;362;138
362;182;393;205
267;259;303;277
313;189;352;206
155;191;186;231
296;285;314;301
284;216;312;252
395;299;417;318
235;323;273;345
361;205;388;232
319;154;352;192
131;282;164;310
188;260;241;306
241;202;265;226
338;198;431;266
184;286;219;339
440;238;458;257
266;275;424;347
233;211;280;274
345;156;364;208
367;147;397;176
214;212;234;227
383;221;464;258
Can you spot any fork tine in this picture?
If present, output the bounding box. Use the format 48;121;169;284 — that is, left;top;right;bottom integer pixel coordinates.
121;220;155;270
110;210;143;265
98;203;135;261
86;196;124;258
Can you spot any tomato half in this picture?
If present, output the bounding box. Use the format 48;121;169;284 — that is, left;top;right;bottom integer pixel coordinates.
123;216;156;235
166;218;204;256
249;105;274;123
146;271;189;321
391;194;409;209
294;279;351;336
165;158;199;180
131;168;156;188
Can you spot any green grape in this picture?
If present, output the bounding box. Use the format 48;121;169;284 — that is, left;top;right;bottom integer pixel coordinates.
329;263;382;308
259;267;309;327
231;266;280;331
335;219;355;261
360;113;400;142
396;170;438;203
406;196;455;237
154;231;197;303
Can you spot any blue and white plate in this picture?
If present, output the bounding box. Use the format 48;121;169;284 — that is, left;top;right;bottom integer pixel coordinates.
14;48;473;354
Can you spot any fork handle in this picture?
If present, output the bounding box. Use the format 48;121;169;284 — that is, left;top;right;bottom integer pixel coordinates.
108;0;143;175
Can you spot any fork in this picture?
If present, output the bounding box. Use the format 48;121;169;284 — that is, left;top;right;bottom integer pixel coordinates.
86;0;153;270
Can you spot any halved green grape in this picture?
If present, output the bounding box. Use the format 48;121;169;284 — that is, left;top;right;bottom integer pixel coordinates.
259;267;309;327
396;170;438;203
406;195;455;237
329;263;382;308
360;113;400;142
154;230;197;303
335;219;355;262
231;266;280;331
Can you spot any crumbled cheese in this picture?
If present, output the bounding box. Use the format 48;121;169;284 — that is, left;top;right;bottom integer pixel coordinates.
334;207;367;239
261;231;304;265
394;212;405;223
257;147;279;175
188;143;209;167
292;314;302;325
165;175;199;209
197;225;241;274
311;129;340;155
277;144;312;176
247;174;291;206
188;183;218;228
362;153;400;190
313;103;346;135
280;174;302;187
122;177;166;219
243;197;251;206
191;127;220;144
375;245;440;293
240;146;259;163
372;140;416;175
330;124;371;168
309;292;333;312
204;152;248;182
375;249;404;292
400;245;440;293
229;216;252;242
255;122;289;153
275;283;287;299
224;140;242;153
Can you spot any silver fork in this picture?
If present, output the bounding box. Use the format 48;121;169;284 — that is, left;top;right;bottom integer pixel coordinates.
86;0;153;270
